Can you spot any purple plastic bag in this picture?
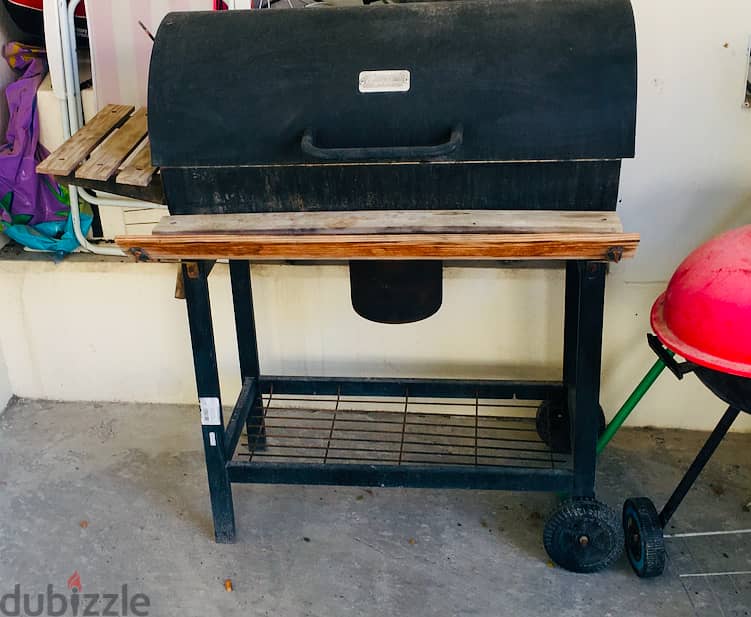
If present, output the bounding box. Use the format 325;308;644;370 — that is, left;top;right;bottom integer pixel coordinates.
0;42;69;228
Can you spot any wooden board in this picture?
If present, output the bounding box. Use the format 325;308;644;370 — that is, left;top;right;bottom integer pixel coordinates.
116;138;157;187
116;231;640;262
75;109;148;181
36;104;134;176
152;210;624;237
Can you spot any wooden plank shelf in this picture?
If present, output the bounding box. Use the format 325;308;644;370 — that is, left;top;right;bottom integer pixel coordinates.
36;105;164;204
153;210;625;236
75;108;148;181
116;210;639;262
116;139;156;187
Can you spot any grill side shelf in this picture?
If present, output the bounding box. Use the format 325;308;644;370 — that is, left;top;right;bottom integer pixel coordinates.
37;104;135;177
36;105;162;201
117;139;157;187
151;210;624;236
116;231;639;262
116;210;638;262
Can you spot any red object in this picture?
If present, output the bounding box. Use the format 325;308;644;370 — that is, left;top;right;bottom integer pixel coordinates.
651;225;751;378
6;0;85;17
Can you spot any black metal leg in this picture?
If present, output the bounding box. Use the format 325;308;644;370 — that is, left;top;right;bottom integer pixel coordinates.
229;260;266;450
570;261;606;498
659;405;740;527
183;260;236;543
562;260;581;390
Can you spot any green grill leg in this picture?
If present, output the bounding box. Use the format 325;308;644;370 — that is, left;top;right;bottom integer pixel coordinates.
596;355;673;455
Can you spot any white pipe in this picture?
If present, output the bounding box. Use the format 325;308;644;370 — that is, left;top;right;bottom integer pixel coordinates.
59;0;79;134
78;187;166;210
59;98;71;141
67;0;83;128
57;0;123;256
43;0;67;99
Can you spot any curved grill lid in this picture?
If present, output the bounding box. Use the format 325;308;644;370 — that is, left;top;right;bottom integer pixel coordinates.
651;225;751;378
148;0;637;169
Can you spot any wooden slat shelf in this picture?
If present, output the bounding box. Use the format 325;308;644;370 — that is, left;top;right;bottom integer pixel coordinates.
36;104;164;204
116;139;157;187
115;210;639;262
75;108;148;181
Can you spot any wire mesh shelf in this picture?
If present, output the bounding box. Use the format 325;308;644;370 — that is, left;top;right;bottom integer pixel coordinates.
236;389;571;471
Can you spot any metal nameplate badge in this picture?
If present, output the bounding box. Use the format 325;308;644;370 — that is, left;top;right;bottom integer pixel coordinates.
358;70;410;94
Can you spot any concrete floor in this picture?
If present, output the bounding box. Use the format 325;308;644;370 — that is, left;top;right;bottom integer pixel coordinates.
2;398;751;617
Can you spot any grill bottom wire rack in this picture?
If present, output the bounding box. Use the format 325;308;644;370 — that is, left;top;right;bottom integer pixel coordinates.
236;391;571;471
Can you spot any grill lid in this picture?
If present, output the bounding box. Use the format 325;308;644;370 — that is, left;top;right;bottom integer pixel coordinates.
651;225;751;378
148;0;637;168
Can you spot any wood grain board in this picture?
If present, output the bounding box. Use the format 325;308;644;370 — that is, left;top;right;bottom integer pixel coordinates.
117;139;157;187
36;104;134;176
116;231;640;262
75;109;148;181
152;210;624;237
36;105;160;194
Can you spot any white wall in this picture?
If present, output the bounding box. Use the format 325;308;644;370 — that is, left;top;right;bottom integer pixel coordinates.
622;0;751;282
0;259;745;431
1;0;751;430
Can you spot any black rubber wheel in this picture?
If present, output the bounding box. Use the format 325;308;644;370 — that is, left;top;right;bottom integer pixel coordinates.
536;400;606;454
543;498;623;573
623;497;666;578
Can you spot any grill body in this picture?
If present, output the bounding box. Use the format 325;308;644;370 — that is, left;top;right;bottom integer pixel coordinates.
149;0;637;323
149;0;637;215
145;3;641;570
695;368;751;412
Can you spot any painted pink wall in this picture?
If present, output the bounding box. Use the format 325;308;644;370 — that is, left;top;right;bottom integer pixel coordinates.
85;0;212;107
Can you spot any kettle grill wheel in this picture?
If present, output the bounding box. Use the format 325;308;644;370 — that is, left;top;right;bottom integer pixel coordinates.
623;497;666;578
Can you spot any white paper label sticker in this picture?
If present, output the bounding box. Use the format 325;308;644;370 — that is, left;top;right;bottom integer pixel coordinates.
199;397;221;426
358;70;410;93
209;432;217;446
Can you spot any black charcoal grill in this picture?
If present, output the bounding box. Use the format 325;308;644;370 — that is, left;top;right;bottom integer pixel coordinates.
149;0;636;323
145;0;638;573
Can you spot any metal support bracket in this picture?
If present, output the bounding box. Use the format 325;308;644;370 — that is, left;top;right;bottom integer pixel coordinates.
647;333;697;380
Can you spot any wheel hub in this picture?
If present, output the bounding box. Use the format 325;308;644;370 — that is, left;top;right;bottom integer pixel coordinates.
626;516;643;561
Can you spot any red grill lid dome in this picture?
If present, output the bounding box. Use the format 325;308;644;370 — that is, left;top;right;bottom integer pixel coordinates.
651;225;751;378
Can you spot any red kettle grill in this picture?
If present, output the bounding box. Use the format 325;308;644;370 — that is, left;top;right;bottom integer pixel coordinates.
623;224;751;578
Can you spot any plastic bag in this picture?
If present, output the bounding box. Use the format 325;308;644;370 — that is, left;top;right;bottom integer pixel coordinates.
0;42;91;256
